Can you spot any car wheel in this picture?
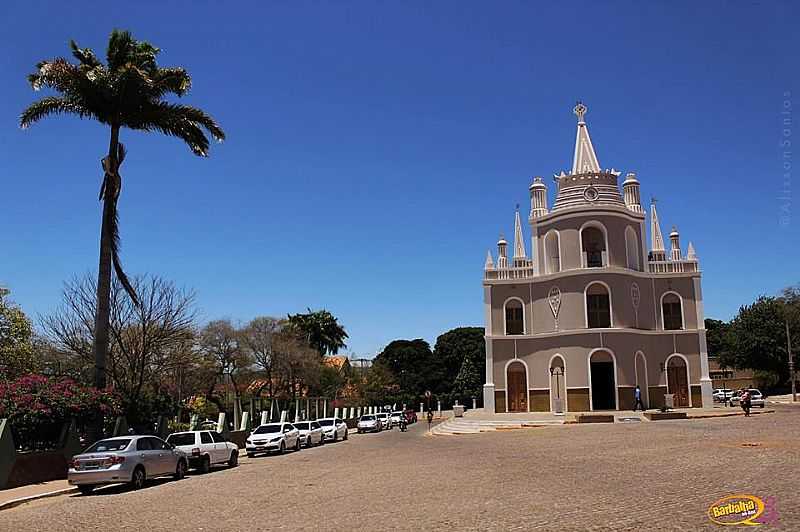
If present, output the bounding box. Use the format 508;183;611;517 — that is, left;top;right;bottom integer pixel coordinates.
247;453;255;459
279;441;286;454
306;436;312;447
200;455;211;474
343;429;348;441
295;437;301;452
130;466;146;490
174;459;187;480
228;450;238;467
78;485;95;495
333;431;338;443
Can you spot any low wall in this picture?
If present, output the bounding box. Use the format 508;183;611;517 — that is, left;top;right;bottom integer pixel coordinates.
0;418;81;490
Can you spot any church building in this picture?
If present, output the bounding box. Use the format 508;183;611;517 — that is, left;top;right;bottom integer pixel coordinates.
482;103;713;413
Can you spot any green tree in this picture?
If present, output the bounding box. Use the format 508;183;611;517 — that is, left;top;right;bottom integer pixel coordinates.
287;309;348;356
432;327;485;391
374;339;437;398
0;289;36;379
452;355;482;400
20;30;225;408
728;295;799;385
705;318;734;365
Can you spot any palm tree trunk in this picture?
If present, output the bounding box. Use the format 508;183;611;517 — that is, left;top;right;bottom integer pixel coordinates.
90;125;120;438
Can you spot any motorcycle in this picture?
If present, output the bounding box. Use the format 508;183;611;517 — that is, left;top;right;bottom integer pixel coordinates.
399;419;408;432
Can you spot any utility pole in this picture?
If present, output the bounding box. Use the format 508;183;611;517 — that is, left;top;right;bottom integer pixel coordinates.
787;319;796;402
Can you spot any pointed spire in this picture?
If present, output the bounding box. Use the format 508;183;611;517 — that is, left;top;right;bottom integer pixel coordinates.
571;102;601;174
484;250;495;270
649;199;665;253
513;206;526;259
687;241;697;261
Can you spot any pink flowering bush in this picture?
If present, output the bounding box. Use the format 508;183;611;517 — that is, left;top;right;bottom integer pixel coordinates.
0;374;121;451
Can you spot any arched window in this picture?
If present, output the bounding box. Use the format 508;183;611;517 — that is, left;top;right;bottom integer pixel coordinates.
662;293;683;330
544;231;561;274
625;226;640;271
581;225;607;268
505;298;525;335
586;282;611;328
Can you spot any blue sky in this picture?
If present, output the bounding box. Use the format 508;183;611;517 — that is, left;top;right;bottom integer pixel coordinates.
0;1;797;357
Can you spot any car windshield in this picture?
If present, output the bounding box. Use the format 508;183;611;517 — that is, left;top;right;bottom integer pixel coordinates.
253;425;282;434
166;433;196;446
392;412;402;416
361;415;375;421
294;422;309;430
85;439;131;453
318;419;334;426
749;390;761;395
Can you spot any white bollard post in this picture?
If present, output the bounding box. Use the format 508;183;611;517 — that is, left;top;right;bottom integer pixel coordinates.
334;407;340;419
420;402;424;414
217;412;226;433
437;400;442;418
323;401;328;418
280;410;288;422
294;401;300;423
261;411;269;425
473;397;477;410
240;411;250;431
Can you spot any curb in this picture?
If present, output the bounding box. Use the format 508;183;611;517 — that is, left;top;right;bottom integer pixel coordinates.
0;486;78;512
688;409;775;420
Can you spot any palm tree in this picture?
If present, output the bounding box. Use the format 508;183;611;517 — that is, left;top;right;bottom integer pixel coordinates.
287;309;349;356
20;30;225;404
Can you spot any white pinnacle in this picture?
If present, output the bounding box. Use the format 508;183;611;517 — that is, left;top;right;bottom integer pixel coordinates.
571;102;601;174
513;208;526;259
650;201;665;252
687;242;697;261
485;250;495;269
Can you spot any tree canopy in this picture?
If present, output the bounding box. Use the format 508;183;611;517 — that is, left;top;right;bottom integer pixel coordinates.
287;309;348;356
0;289;36;379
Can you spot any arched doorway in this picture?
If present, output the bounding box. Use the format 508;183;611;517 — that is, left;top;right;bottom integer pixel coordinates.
590;350;617;410
666;355;690;407
549;355;566;413
506;361;528;412
635;351;649;408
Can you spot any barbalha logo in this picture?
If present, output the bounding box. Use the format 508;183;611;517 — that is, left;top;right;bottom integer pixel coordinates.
707;494;778;526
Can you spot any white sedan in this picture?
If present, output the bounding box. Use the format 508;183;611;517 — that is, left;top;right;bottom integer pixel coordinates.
317;417;348;442
375;412;391;430
293;421;324;447
246;423;301;456
166;430;239;473
357;415;381;433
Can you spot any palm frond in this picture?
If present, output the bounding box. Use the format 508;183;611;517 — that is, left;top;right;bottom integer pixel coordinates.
69;40;101;68
126;102;226;156
20;96;93;129
110;201;139;307
150;68;192;98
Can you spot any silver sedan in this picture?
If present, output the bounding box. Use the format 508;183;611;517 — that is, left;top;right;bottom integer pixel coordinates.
68;435;188;494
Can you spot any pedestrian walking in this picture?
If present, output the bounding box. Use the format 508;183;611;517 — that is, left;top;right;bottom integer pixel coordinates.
741;389;752;417
633;385;645;411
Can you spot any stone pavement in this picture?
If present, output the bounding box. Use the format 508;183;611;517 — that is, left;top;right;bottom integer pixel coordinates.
1;408;798;530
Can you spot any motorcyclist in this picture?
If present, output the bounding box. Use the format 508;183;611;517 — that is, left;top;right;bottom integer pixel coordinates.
399;415;408;432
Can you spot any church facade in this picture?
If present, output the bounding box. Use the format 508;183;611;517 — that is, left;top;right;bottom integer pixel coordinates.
482;104;713;413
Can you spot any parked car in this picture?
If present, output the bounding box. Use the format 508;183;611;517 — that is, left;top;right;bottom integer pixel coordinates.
165;430;238;472
68;435;188;494
375;412;391;430
403;409;418;424
389;411;404;427
712;389;734;403
728;389;766;408
293;421;324;447
245;423;301;457
317;417;349;442
357;414;381;433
